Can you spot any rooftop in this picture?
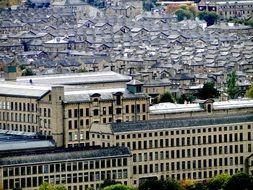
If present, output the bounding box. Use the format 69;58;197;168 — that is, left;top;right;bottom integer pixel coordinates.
13;71;131;85
149;99;253;114
150;102;204;114
0;147;130;166
213;99;253;110
0;83;50;98
0;71;133;98
111;114;253;133
64;88;149;103
0;130;55;153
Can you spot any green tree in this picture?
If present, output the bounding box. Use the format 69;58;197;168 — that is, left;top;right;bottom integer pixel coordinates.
197;81;219;100
207;173;231;190
175;9;193;21
226;70;240;99
19;64;26;71
138;179;164;190
139;178;181;190
103;184;136;190
22;68;34;76
224;172;253;190
143;0;156;11
198;11;219;26
39;182;66;190
177;93;196;104
245;19;253;27
245;84;253;98
164;178;182;190
191;181;208;190
78;67;87;73
101;179;121;189
159;91;175;103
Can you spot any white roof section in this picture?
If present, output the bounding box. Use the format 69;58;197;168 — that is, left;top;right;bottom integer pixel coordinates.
157;1;194;5
213;99;253;110
45;37;68;44
90;123;113;134
214;1;253;5
149;102;204;114
0;82;50;98
150;99;253;114
65;88;125;95
15;71;131;85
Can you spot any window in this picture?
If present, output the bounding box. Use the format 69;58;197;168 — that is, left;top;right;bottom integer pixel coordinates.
142;104;146;112
68;121;72;129
86;108;89;116
125;105;129;113
240;133;243;141
68;110;72;118
149;152;153;161
116;108;121;114
131;105;135;113
136;85;142;92
207;104;212;112
93;109;99;116
133;142;136;150
224;134;228;142
136;104;140;113
109;107;113;114
79;109;83;117
44;108;47;117
116;95;121;105
73;109;78;117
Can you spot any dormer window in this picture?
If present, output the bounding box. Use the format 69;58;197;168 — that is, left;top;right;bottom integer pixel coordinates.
126;80;144;94
136;85;142;93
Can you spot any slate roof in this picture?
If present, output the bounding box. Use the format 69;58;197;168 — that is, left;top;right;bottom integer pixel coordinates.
111;114;253;133
1;7;253;93
0;147;130;166
64;88;149;103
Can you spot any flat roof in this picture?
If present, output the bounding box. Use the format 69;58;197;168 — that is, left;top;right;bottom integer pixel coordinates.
149;99;253;114
150;102;204;114
111;114;253;133
210;1;253;5
0;147;130;166
157;1;194;5
0;131;55;152
213;99;253;110
0;83;50;98
14;71;131;85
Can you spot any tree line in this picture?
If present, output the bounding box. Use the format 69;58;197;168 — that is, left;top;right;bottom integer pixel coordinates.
174;5;219;26
156;70;253;104
37;172;253;190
